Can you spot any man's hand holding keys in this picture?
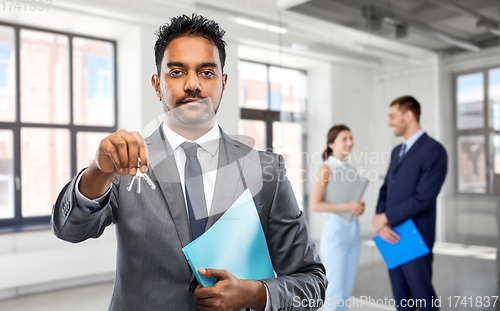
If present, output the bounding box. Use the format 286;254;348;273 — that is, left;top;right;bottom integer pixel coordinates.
79;130;151;200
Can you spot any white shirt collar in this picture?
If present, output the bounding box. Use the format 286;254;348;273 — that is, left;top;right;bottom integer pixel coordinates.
162;121;220;156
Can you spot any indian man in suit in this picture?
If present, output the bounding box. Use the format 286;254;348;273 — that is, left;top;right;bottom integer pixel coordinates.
51;14;326;311
373;95;447;311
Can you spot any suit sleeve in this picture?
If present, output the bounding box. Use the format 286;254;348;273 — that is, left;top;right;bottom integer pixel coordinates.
385;145;448;227
376;173;389;214
259;155;327;311
376;148;398;214
51;168;119;243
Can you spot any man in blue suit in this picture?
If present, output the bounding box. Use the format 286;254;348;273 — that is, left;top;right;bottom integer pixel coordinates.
373;96;447;310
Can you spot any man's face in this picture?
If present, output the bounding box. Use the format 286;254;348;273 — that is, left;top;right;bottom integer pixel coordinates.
152;36;227;127
387;104;408;137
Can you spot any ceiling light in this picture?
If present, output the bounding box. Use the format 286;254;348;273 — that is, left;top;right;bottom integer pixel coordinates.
235;18;287;34
268;25;288;34
235;18;267;30
291;43;308;52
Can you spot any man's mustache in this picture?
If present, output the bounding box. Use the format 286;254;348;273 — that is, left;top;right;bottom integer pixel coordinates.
175;91;204;106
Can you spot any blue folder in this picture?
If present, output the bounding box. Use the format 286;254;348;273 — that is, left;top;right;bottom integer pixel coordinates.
182;189;275;288
373;219;430;270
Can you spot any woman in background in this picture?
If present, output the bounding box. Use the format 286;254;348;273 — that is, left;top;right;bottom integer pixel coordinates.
310;125;365;311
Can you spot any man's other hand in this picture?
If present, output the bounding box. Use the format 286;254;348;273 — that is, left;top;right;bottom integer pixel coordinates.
378;225;400;244
194;268;267;311
372;213;389;233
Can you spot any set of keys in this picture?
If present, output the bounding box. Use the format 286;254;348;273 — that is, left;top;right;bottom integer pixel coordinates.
126;158;156;194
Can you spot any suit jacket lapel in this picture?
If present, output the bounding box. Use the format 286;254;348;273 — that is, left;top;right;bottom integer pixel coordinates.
205;127;247;230
394;133;428;172
146;127;192;248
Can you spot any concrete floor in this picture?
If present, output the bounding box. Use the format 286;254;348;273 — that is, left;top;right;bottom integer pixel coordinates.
0;241;496;311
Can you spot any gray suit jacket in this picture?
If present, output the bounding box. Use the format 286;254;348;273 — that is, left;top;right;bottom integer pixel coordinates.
51;126;327;311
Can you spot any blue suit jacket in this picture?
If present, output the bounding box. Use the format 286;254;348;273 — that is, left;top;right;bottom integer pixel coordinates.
376;133;447;249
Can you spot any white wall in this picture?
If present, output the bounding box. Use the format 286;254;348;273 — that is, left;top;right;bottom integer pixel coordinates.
329;64;378;238
307;62;334;241
216;38;240;136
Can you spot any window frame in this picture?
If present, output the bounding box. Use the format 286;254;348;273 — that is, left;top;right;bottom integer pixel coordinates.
453;66;500;198
0;21;118;232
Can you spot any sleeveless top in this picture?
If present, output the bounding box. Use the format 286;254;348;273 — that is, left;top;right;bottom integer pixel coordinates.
323;155;360;221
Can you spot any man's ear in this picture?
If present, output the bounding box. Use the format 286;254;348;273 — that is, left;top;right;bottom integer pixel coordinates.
151;74;161;101
404;109;414;123
222;73;228;91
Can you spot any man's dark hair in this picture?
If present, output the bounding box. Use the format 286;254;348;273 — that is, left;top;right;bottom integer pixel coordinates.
154;13;227;75
390;95;421;122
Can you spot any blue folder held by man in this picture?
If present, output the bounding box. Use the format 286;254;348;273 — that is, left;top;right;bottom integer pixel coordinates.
182;188;275;288
373;219;430;270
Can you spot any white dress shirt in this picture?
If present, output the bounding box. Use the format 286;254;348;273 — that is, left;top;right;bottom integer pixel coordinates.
74;122;270;311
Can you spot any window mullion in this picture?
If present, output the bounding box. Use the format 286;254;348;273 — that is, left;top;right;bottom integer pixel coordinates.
68;35;77;177
484;69;492;194
13;25;21;224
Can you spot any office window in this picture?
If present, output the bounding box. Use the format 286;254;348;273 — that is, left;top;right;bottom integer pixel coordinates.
238;120;266;151
0;42;10;88
269;66;305;113
489;68;500;130
0;22;117;229
238;62;268;110
455;68;500;194
273;121;304;208
73;37;115;126
458;135;486;193
238;60;307;209
76;132;110;172
0;26;15;122
493;134;500;175
0;130;14;220
21;128;70;217
456;73;484;130
20;29;70;124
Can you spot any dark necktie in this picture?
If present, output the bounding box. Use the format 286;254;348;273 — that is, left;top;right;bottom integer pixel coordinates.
181;142;208;241
398;143;407;164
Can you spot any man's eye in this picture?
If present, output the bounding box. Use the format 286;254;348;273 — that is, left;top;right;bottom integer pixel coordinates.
169;70;182;76
201;71;214;77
